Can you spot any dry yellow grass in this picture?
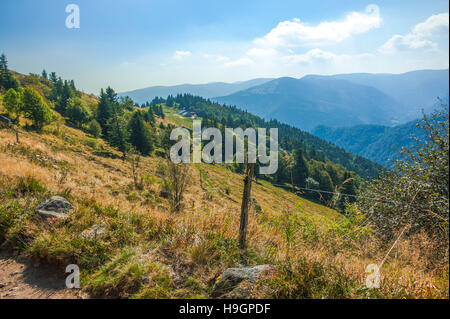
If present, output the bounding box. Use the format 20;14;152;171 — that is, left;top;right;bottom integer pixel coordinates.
0;114;448;299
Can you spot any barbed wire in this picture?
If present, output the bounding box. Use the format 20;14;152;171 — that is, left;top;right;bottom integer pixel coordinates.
256;180;418;207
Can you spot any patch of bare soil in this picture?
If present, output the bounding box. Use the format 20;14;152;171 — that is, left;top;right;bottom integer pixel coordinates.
0;249;80;299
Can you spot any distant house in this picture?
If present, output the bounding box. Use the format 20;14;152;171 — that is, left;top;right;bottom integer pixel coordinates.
177;110;197;118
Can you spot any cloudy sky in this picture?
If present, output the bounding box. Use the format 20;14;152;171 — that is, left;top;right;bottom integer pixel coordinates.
0;0;448;93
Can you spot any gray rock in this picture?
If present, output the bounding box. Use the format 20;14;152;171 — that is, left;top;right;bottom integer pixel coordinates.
159;189;170;199
81;223;107;240
35;196;74;220
211;265;273;298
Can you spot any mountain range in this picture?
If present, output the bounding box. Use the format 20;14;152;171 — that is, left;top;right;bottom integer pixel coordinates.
118;78;273;103
214;76;403;131
120;69;448;132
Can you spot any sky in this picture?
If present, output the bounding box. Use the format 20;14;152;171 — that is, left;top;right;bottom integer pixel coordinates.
0;0;448;94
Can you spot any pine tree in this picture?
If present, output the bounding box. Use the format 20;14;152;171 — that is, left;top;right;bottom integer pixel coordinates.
56;80;75;113
144;106;155;125
0;53;19;91
293;148;309;187
96;88;113;132
49;72;58;84
128;111;153;155
41;70;48;79
106;103;130;157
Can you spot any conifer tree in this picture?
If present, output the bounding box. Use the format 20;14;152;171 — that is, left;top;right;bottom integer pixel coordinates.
0;54;19;91
128;111;153;155
106;101;130;157
293;148;309;187
96;88;113;132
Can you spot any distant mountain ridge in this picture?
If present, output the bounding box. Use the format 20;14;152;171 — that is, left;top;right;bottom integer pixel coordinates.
120;69;448;132
213;76;403;131
118;78;273;104
328;69;449;121
312;120;425;167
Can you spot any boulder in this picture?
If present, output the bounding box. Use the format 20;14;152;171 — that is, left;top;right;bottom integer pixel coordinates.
211;265;274;299
35;196;74;220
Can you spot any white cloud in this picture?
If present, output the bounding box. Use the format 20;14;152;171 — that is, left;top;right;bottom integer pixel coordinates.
281;48;373;64
246;47;278;57
254;4;381;48
173;50;192;60
224;58;254;68
380;13;449;53
413;13;449;37
203;54;231;62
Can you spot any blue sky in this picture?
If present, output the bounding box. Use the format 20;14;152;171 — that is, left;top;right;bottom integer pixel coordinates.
1;0;448;93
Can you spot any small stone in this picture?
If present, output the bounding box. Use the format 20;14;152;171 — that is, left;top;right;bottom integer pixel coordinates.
35;196;74;220
159;190;170;199
80;223;108;240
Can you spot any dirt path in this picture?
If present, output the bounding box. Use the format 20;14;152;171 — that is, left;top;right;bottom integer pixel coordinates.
0;249;80;299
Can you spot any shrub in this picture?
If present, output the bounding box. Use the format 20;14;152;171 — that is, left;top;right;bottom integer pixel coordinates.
22;87;54;130
87;119;102;137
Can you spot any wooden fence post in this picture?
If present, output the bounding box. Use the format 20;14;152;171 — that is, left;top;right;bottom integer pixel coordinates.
239;161;254;250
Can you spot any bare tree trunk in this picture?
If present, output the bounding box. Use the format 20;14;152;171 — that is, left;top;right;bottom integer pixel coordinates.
239;162;254;250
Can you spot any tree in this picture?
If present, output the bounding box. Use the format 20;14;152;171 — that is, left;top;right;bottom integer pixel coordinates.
0;54;19;91
128;111;153;155
293;148;309;187
41;70;48;79
56;80;75;113
3;88;22;121
119;96;135;111
22;87;53;130
97;88;113;132
144;106;155;125
87;119;102;138
361;104;449;247
66;97;91;128
317;170;334;202
157;160;190;212
106;106;130;157
49;72;58;84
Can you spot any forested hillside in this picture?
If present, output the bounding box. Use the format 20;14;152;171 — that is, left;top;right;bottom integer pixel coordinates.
155;93;383;181
313;120;426;167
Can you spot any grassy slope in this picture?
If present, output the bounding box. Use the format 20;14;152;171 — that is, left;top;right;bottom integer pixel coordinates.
0;89;448;299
